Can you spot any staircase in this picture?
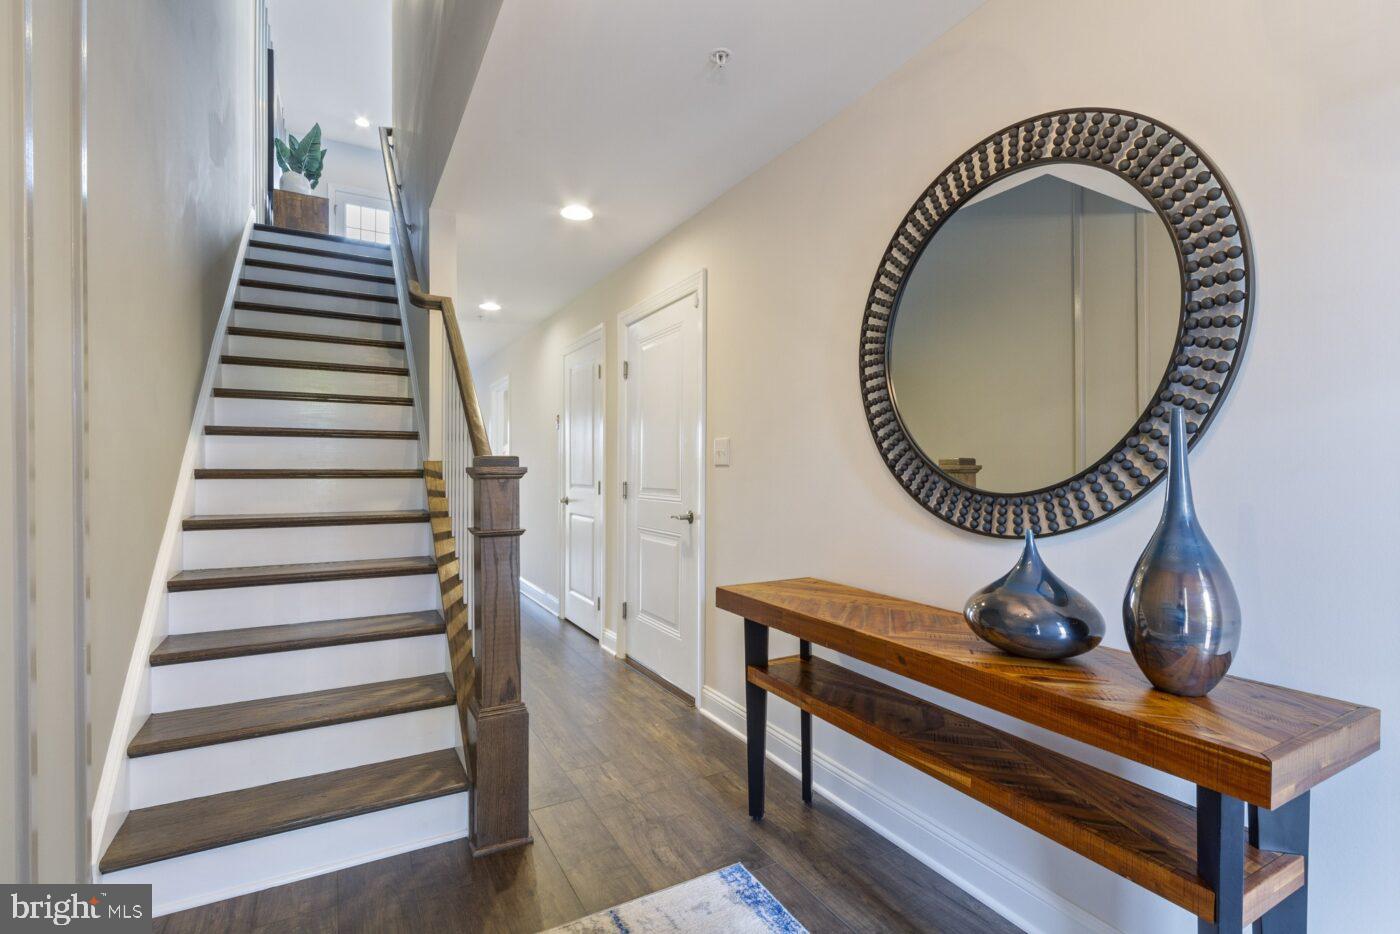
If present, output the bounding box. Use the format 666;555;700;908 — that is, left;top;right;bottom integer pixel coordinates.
97;225;471;911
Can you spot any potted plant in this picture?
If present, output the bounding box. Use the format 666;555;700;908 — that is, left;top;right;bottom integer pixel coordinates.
274;123;327;195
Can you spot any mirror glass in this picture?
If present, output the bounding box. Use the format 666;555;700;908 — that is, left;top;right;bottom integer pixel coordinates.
888;165;1182;494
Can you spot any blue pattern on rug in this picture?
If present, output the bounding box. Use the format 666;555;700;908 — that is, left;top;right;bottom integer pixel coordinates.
718;864;806;933
542;862;808;933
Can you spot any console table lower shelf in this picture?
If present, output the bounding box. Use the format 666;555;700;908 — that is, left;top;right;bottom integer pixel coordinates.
749;653;1302;926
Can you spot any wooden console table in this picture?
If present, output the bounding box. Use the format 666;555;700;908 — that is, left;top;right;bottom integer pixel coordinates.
717;578;1379;933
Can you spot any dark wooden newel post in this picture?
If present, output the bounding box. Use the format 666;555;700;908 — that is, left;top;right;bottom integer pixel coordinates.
467;455;531;855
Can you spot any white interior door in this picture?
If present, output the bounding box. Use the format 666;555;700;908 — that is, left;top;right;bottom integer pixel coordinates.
624;286;702;698
561;335;604;637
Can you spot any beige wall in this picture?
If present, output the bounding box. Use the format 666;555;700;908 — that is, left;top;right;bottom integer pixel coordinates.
390;0;501;275
86;0;256;826
475;1;1400;929
0;0;255;881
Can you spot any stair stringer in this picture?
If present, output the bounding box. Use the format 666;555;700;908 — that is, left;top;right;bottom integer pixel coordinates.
424;461;476;786
89;209;256;876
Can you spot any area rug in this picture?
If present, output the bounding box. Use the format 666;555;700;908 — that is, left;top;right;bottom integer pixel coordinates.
543;863;808;933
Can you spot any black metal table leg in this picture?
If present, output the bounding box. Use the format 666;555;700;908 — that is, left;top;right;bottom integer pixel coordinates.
1250;792;1310;933
744;619;769;820
1198;787;1245;934
799;639;812;805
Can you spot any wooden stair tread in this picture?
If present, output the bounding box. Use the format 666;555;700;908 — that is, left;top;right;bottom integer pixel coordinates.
167;555;436;592
220;355;409;376
150;611;445;666
751;655;1305;924
253;224;391;250
234;300;402;326
211;388;412;406
227;326;404;349
183;510;429;531
247;239;393;266
240;278;398;304
99;748;467;872
243;257;395;285
129;673;455;757
193;468;423;480
205;425;418;440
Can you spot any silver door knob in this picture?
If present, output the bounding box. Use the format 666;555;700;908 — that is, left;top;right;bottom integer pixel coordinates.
560;496;570;505
669;510;696;524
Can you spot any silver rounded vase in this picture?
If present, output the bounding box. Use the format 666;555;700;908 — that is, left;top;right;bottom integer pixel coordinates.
1123;406;1241;696
964;530;1105;660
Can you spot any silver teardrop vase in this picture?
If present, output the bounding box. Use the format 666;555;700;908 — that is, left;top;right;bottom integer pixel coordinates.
1123;406;1241;696
964;530;1105;660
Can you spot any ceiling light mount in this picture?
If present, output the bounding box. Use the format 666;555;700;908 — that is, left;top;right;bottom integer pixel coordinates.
709;47;732;69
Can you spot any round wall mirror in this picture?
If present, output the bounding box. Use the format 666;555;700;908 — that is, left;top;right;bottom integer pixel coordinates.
860;109;1253;537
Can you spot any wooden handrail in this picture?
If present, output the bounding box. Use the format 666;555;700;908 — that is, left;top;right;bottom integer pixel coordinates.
378;127;491;457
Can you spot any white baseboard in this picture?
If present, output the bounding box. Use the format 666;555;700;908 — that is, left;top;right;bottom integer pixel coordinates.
599;627;618;657
520;577;560;617
698;687;1119;934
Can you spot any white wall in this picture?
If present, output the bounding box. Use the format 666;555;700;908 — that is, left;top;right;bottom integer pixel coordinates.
473;1;1400;930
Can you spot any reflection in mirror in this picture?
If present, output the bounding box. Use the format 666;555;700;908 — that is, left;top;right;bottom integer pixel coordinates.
888;165;1181;494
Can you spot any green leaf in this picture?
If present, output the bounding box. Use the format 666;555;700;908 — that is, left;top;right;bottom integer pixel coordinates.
272;138;291;172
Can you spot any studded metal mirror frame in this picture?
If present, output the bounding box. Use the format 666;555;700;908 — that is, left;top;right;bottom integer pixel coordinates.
860;108;1254;538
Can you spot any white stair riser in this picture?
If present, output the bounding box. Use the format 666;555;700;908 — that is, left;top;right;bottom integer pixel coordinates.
233;307;401;342
168;573;440;635
246;244;393;276
218;361;409;396
194;476;424;514
241;264;396;298
211;397;415;431
150;635;448;711
225;333;405;368
237;285;396;320
128;707;458;809
248;231;390;259
203;434;420;469
183;522;430;569
102;792;469;917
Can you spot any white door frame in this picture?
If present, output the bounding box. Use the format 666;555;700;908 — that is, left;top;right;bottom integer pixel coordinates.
613;270;706;702
559;324;606;630
487;374;510;456
328;184;390;238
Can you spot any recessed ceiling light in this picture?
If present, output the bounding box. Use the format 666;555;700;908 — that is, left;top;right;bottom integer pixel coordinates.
478;301;502;312
354;115;371;128
560;203;594;221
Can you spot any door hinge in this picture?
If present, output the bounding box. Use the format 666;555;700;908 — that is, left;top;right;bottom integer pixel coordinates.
622;360;629;379
622;601;629;620
596;480;601;494
597;363;602;379
621;480;628;499
596;596;602;611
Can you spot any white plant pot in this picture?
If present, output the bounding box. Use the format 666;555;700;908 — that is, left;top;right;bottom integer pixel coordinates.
278;171;312;195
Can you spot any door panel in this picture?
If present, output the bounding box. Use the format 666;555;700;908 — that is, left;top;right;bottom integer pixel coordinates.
625;289;701;698
561;336;603;636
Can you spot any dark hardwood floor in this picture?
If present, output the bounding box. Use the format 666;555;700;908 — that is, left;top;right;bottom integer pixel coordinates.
157;598;1019;933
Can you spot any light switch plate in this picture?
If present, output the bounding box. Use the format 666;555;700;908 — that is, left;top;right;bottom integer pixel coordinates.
713;437;731;467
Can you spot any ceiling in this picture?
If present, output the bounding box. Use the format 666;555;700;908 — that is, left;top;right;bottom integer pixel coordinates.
431;0;984;361
270;0;391;147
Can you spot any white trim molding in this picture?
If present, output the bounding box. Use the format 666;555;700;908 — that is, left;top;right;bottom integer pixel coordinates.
557;323;605;630
698;686;1121;934
519;577;560;618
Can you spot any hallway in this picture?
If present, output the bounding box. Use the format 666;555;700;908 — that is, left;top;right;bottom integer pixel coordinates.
156;598;1017;933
